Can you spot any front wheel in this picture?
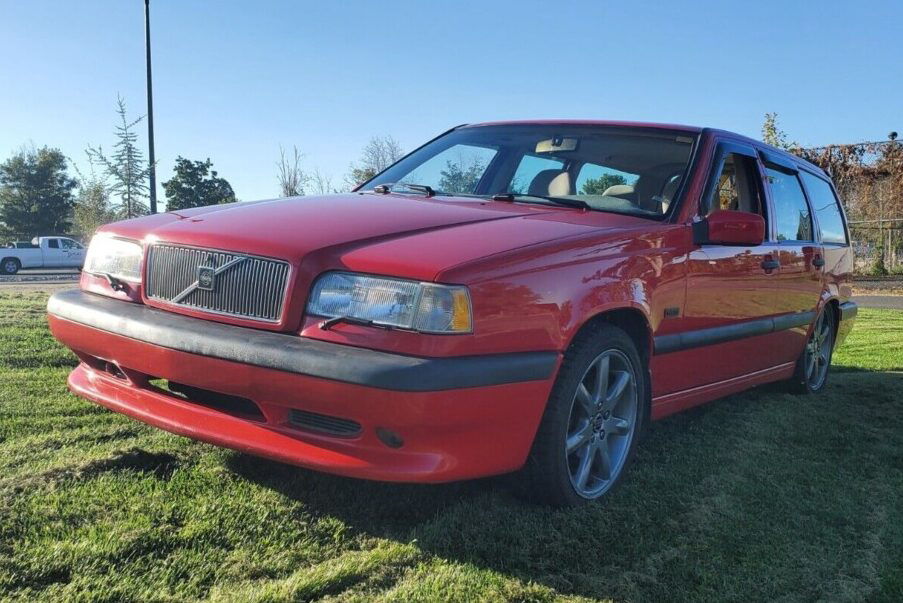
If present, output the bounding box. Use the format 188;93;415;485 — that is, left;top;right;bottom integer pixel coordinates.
1;257;20;275
789;306;836;394
521;324;645;507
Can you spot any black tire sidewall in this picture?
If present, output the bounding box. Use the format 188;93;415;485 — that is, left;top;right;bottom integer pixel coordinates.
523;324;647;507
1;258;19;275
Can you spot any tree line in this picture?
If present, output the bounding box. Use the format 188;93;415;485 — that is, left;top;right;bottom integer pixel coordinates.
0;96;404;241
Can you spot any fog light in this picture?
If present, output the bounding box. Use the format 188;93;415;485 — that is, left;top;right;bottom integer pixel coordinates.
375;427;404;449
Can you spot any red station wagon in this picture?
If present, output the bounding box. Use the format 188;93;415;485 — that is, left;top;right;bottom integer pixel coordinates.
48;121;857;506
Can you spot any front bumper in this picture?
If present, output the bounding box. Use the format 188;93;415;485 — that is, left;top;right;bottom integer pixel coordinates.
47;290;559;482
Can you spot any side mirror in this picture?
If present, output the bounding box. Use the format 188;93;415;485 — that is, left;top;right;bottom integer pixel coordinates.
693;210;765;246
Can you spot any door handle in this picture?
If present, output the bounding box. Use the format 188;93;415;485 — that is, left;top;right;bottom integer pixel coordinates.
761;259;780;272
813;255;825;268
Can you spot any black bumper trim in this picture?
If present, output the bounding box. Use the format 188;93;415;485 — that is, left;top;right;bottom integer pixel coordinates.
839;301;858;321
654;310;815;355
48;289;558;392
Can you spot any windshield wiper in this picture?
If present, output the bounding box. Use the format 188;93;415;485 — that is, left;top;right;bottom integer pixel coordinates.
99;272;127;292
319;315;376;331
491;193;590;210
373;182;436;197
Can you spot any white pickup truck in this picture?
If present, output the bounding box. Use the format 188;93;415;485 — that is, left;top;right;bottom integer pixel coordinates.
1;236;86;274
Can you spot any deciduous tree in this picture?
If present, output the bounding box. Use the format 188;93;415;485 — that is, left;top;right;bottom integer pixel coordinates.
0;146;76;237
72;158;116;238
345;135;403;189
276;145;309;197
162;157;236;210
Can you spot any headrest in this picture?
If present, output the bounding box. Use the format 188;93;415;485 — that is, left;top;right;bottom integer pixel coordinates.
601;184;635;198
528;169;571;197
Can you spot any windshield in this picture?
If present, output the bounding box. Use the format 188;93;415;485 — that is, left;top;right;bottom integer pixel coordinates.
358;124;698;219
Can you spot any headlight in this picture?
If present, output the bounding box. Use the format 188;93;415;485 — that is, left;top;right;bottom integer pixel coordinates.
83;235;143;283
307;272;473;334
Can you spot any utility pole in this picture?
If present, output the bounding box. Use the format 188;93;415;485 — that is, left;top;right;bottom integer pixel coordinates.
144;0;158;213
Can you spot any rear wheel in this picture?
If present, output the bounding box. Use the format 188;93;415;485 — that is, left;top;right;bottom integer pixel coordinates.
521;324;645;507
1;257;20;275
790;306;835;394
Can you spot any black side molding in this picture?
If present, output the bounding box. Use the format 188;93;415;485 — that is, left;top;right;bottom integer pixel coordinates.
654;311;815;355
839;301;858;321
48;289;558;392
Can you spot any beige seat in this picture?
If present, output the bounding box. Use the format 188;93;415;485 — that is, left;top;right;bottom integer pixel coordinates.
528;169;572;197
601;184;635;199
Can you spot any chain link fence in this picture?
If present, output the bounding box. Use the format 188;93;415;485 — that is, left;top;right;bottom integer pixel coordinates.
848;221;903;274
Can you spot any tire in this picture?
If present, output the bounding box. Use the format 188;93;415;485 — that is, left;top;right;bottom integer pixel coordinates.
520;324;646;507
1;257;20;275
789;305;836;394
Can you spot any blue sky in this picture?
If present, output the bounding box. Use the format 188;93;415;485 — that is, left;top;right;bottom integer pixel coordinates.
1;0;900;207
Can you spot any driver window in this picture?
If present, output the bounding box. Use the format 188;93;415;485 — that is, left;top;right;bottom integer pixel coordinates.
60;238;75;250
704;153;763;217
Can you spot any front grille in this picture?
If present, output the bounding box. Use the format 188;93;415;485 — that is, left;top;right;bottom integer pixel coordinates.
288;409;362;437
145;244;290;323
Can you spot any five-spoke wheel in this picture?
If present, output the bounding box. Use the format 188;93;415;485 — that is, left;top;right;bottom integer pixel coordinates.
565;349;638;498
522;324;645;506
791;305;836;394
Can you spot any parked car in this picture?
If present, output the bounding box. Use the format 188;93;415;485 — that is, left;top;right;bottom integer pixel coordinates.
47;121;856;505
1;236;86;274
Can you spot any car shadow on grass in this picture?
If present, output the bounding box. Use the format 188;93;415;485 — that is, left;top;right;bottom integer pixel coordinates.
223;370;903;600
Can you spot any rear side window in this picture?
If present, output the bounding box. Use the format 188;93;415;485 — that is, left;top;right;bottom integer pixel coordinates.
800;172;847;244
765;168;812;242
47;239;59;249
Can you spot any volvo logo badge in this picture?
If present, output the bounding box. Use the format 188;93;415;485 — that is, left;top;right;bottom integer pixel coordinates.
197;265;216;291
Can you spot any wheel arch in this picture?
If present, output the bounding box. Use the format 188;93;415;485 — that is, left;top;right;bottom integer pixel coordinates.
818;294;841;337
567;306;653;419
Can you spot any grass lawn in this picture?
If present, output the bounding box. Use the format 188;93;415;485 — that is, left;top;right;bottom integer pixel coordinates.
1;292;901;602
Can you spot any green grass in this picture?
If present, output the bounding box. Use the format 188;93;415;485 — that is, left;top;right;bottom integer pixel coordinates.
1;292;901;602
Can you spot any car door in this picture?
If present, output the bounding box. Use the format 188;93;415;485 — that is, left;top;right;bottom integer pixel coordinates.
675;141;784;392
42;238;64;267
759;152;825;365
59;238;85;267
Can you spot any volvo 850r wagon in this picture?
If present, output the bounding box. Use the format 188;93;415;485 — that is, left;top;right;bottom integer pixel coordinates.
48;121;856;506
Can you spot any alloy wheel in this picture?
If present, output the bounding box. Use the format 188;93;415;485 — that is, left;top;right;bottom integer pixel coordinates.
804;311;833;390
565;349;638;499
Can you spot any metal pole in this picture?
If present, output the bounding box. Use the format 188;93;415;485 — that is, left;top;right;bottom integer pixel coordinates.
145;0;157;213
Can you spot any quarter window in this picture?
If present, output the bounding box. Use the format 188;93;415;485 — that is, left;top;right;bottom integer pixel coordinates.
800;172;847;244
766;168;812;242
704;153;763;217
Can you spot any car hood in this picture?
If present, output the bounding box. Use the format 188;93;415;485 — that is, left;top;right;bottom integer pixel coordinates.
101;192;646;330
106;192;612;278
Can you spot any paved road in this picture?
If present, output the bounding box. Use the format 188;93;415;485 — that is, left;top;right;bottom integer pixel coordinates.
852;295;903;310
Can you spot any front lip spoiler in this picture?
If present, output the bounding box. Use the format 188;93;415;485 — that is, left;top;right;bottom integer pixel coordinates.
48;289;558;392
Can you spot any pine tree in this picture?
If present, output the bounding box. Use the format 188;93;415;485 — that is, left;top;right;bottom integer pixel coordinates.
88;96;151;219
